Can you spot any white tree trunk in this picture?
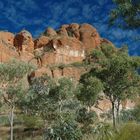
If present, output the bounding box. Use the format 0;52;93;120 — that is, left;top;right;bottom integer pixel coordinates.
10;106;14;140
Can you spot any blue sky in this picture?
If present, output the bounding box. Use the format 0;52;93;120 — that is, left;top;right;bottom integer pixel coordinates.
0;0;139;55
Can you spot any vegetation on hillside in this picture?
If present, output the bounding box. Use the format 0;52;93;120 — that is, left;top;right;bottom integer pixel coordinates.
0;44;140;140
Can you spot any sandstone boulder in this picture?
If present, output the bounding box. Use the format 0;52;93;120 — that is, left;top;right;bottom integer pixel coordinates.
0;31;14;47
44;27;57;37
79;23;101;51
0;31;18;62
41;36;85;66
54;23;101;52
34;35;50;49
14;30;34;53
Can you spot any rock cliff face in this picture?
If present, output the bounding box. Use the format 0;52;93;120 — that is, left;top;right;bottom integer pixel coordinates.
0;23;112;78
0;31;18;62
0;23;134;113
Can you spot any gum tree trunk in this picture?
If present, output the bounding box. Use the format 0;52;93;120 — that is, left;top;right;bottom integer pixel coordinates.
111;102;116;128
10;106;14;140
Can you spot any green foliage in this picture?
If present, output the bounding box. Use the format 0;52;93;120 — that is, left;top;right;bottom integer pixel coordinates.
18;115;44;128
76;107;97;125
131;105;140;122
19;75;58;122
110;0;140;28
70;62;85;67
49;77;75;101
94;122;114;140
0;60;35;140
29;74;55;96
100;44;116;58
120;109;135;122
76;107;98;134
89;49;140;101
45;119;82;140
83;45;140;127
0;59;34;82
58;63;65;69
0;59;35;109
120;105;140;123
89;49;107;66
20;76;78;129
77;76;103;107
0;115;9;126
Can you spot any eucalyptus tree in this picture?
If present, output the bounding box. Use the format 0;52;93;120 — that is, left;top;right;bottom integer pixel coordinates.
0;59;34;140
110;0;140;29
20;75;81;140
76;76;103;112
81;44;140;128
19;74;57;127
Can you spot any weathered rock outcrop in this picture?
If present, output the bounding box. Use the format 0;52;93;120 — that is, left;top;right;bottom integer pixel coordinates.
0;23;135;114
0;31;18;62
40;36;85;66
34;35;50;49
33;23;107;67
14;30;34;54
56;23;101;51
0;23;113;75
44;27;57;37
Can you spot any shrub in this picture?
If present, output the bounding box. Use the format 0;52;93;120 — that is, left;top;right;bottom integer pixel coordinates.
0;115;9;126
120;109;134;122
45;119;82;140
18;115;44;128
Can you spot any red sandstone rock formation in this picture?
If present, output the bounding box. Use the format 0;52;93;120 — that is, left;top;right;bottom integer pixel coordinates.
34;35;50;49
0;24;135;114
33;23;108;67
0;23;113;73
0;31;18;62
14;30;34;54
40;36;85;66
57;23;101;51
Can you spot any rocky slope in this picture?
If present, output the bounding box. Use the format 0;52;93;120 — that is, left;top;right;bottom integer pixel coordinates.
0;23;113;79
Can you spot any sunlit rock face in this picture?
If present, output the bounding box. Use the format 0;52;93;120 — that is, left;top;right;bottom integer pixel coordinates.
0;31;18;62
40;36;85;66
56;23;101;51
33;23;107;66
14;30;34;53
0;23;113;76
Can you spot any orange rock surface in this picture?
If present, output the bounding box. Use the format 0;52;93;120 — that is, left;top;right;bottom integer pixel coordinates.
0;23;114;79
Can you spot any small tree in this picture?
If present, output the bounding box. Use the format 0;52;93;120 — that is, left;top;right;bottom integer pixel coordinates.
20;76;79;135
19;74;57;127
45;118;82;140
0;59;34;140
49;77;75;119
77;76;103;112
83;45;140;128
76;107;97;134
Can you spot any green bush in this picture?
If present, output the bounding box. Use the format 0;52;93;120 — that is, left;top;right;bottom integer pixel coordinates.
120;109;134;122
18;115;44;128
131;105;140;122
94;122;114;140
0;115;9;126
45;119;82;140
120;106;140;123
